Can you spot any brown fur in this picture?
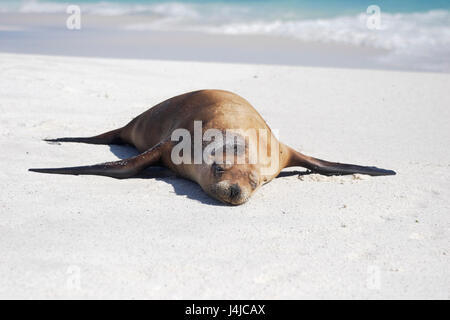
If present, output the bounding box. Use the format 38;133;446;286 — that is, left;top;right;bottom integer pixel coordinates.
29;90;395;205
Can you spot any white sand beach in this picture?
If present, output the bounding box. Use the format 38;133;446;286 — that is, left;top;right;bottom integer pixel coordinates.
0;53;449;299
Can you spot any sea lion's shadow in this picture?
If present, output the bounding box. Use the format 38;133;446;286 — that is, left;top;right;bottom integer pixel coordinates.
109;145;312;206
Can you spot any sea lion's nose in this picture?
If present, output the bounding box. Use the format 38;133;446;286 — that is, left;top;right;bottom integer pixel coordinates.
229;183;241;199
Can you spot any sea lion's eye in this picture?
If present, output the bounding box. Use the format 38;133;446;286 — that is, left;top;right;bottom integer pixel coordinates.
212;162;225;177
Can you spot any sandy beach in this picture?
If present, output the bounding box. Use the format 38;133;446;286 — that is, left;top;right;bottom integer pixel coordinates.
0;53;449;299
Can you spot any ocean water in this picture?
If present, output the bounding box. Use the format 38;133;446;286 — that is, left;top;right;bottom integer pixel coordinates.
1;0;449;71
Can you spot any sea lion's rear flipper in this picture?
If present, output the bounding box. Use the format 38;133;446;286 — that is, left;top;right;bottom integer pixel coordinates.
29;142;167;179
285;147;396;176
44;128;125;145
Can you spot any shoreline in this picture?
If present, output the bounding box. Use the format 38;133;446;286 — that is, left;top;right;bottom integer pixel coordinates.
0;50;444;76
0;6;448;73
0;12;411;72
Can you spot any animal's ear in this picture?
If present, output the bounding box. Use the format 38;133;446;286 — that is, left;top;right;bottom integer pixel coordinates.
29;141;170;179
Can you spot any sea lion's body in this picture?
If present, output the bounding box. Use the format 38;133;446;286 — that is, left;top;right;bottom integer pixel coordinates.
121;90;279;183
30;89;395;205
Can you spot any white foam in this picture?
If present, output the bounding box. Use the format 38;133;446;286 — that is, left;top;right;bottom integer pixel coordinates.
122;8;450;72
198;10;450;51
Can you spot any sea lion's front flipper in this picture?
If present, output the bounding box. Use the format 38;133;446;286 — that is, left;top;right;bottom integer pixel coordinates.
29;142;167;179
284;146;396;176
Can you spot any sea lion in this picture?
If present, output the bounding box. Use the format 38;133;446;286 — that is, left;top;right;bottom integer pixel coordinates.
29;89;395;205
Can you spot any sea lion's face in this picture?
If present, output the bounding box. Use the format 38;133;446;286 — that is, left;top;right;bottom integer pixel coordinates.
195;132;265;205
206;161;260;205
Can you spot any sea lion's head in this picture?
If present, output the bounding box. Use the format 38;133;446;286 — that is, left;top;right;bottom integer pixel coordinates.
189;129;279;205
198;136;263;205
206;161;260;205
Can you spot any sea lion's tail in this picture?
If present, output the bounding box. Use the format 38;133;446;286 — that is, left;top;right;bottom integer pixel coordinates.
44;128;124;145
285;147;396;176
